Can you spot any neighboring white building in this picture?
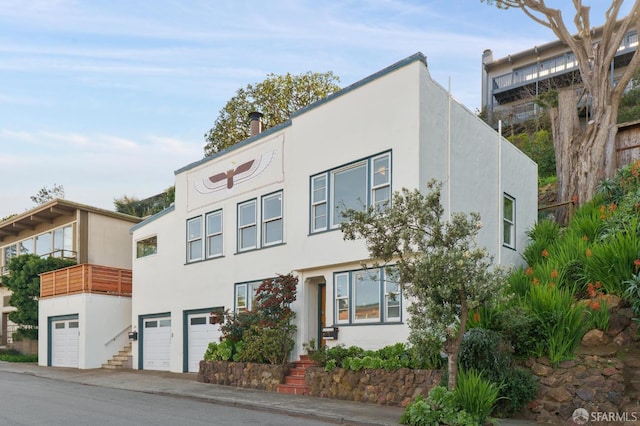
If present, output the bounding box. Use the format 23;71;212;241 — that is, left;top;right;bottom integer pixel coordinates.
129;52;538;373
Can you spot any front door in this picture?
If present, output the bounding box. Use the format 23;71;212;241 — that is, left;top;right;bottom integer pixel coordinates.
318;284;326;348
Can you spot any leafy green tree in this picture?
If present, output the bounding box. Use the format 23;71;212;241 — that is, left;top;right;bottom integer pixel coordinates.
1;254;76;339
114;186;175;218
618;68;640;123
30;183;65;205
340;181;508;390
204;71;341;156
508;129;556;178
483;1;640;205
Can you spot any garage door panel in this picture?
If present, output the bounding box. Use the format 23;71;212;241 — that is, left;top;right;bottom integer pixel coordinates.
143;317;171;371
52;319;79;368
187;314;222;373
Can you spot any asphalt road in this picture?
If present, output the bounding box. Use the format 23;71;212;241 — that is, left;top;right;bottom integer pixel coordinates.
0;371;333;426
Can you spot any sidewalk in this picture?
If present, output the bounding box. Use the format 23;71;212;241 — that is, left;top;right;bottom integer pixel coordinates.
0;362;537;425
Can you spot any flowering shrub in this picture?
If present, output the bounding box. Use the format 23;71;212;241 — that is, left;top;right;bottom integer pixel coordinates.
216;273;298;365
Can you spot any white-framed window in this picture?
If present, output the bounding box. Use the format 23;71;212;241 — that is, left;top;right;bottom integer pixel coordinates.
311;175;328;232
371;154;391;211
310;151;391;233
206;210;223;258
238;200;257;251
333;266;401;325
262;191;283;246
187;216;203;262
234;281;262;313
136;236;157;258
503;194;515;248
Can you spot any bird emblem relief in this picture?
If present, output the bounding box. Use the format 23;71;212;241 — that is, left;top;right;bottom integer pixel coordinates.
194;150;277;194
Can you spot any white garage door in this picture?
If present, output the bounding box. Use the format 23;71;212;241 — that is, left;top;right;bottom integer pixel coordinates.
51;319;79;368
187;314;222;372
143;317;171;371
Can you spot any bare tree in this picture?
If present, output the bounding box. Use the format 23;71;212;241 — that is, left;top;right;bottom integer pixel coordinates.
484;1;640;205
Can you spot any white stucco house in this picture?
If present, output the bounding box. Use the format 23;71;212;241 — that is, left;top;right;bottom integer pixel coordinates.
128;52;538;373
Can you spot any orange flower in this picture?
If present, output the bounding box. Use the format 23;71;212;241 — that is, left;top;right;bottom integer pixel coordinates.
550;269;559;279
473;311;481;323
572;195;579;204
525;267;533;276
586;248;592;258
595;281;602;289
582;235;589;241
548;282;555;289
541;249;549;258
589;301;601;311
587;283;596;298
634;259;640;269
533;277;540;286
609;203;617;212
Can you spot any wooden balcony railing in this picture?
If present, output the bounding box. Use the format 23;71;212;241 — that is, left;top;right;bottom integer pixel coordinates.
40;264;132;299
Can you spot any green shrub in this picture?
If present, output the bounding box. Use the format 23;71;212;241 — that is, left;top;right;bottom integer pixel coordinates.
0;349;38;363
526;284;586;364
239;323;295;364
455;369;499;425
495;367;538;417
458;329;511;383
400;387;476;426
407;328;445;370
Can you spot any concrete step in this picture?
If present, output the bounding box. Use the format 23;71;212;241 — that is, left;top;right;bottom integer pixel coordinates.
276;384;310;395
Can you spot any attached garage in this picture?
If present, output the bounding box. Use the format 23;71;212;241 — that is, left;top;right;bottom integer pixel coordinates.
185;311;222;372
50;317;79;368
142;316;171;371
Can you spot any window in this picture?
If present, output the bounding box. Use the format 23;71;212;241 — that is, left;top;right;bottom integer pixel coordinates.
238;200;257;251
262;192;283;246
187;217;202;262
503;194;515;248
310;152;391;233
206;210;223;258
234;281;262;313
311;175;328;232
52;225;73;257
136;236;157;258
35;233;52;257
334;267;401;324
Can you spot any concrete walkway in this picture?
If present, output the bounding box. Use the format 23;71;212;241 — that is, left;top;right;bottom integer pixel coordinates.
0;362;537;425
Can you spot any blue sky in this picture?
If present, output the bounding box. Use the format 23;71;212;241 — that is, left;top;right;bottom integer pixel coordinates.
0;0;628;218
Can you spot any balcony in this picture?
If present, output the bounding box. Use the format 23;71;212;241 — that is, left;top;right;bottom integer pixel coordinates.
40;264;132;299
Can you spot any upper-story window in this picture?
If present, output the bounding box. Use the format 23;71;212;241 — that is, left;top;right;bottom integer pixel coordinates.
238;200;257;252
503;194;515;249
206;210;223;258
136;236;157;258
262;192;283;246
187;216;203;262
310;152;391;233
237;190;284;253
186;210;224;263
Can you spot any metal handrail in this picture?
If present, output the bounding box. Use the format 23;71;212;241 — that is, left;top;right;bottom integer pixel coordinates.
104;325;131;346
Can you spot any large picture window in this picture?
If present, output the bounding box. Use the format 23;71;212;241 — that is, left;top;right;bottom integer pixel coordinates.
310;151;391;233
234;281;262;313
334;266;401;324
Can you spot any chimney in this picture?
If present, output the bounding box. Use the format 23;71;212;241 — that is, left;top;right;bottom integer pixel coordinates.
249;111;263;137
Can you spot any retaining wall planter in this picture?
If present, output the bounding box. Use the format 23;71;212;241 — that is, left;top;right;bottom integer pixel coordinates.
305;366;442;406
197;360;288;392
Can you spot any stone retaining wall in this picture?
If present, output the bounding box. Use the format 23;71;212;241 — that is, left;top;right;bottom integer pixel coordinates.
197;361;288;392
305;366;442;406
525;355;627;423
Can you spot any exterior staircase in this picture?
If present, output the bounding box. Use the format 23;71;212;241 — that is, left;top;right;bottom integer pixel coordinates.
276;355;315;395
102;343;132;369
